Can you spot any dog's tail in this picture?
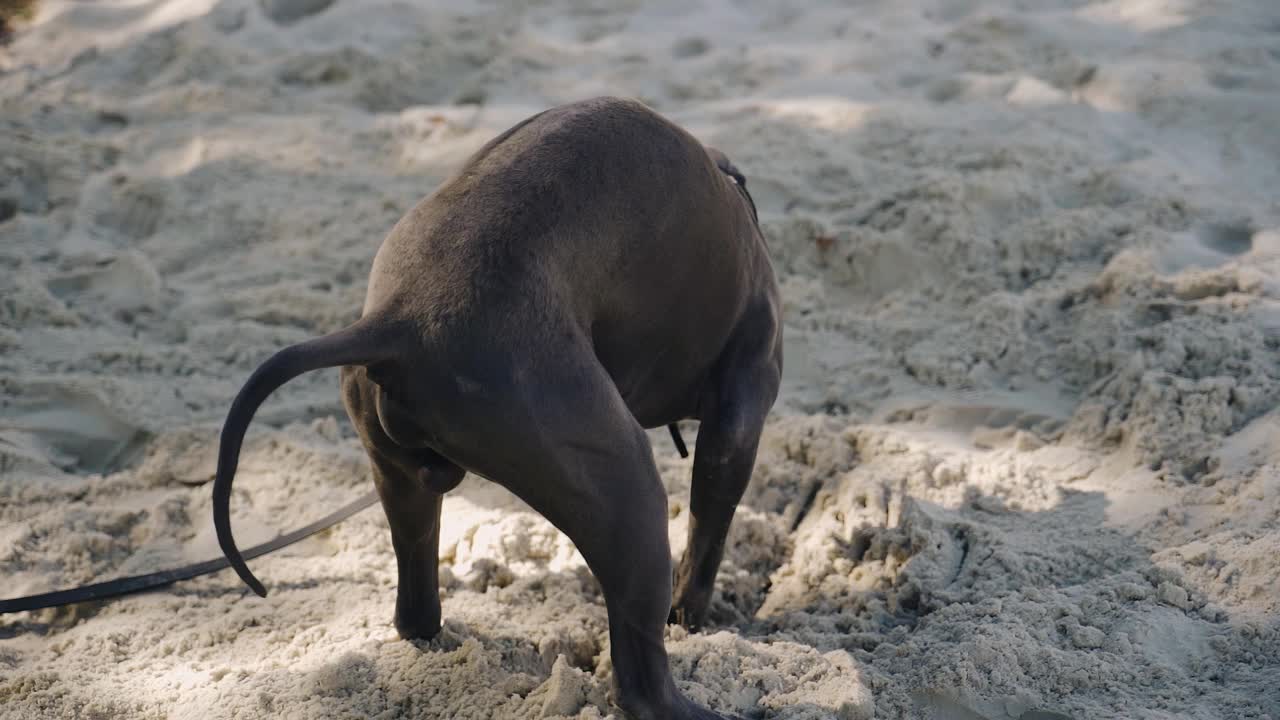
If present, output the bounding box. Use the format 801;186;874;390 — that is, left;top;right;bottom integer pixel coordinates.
213;318;393;597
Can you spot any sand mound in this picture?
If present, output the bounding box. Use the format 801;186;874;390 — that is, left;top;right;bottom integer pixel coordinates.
2;1;1278;718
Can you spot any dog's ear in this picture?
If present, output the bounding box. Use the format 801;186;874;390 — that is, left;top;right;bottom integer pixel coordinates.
706;146;757;223
705;146;747;187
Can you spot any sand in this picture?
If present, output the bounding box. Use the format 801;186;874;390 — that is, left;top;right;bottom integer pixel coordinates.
2;0;1278;718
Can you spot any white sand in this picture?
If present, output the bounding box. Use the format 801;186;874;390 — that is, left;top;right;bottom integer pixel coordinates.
2;0;1278;718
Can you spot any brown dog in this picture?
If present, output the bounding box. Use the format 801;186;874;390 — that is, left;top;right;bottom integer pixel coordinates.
213;97;781;720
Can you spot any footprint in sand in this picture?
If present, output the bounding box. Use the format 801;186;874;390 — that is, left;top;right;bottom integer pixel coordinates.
1157;221;1254;274
86;174;169;242
884;396;1067;451
1208;71;1250;91
45;250;165;316
1196;221;1253;256
0;383;148;474
671;37;710;59
260;0;335;26
277;47;374;87
910;690;1074;720
0;154;51;217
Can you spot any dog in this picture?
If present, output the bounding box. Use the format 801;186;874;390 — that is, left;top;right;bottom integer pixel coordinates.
213;96;781;720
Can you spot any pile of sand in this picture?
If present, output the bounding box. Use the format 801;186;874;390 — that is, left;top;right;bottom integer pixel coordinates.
2;1;1277;718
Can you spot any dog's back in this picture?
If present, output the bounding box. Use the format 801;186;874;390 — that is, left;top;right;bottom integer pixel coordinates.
363;97;770;424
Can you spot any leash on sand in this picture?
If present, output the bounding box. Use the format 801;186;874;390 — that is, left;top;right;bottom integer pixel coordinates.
0;490;379;615
0;425;689;615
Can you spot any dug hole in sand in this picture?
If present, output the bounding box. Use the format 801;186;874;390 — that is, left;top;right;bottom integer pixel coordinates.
1;0;1278;718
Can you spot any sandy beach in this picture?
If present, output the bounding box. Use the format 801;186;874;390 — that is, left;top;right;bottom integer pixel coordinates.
1;0;1278;717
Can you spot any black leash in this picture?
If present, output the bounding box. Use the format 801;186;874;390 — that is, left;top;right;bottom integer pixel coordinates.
2;422;691;616
0;490;378;615
668;423;688;458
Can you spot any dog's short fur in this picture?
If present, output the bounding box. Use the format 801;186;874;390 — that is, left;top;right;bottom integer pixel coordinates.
214;97;781;720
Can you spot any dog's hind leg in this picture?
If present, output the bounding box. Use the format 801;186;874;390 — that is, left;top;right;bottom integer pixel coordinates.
456;350;741;720
671;305;781;632
342;366;464;641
